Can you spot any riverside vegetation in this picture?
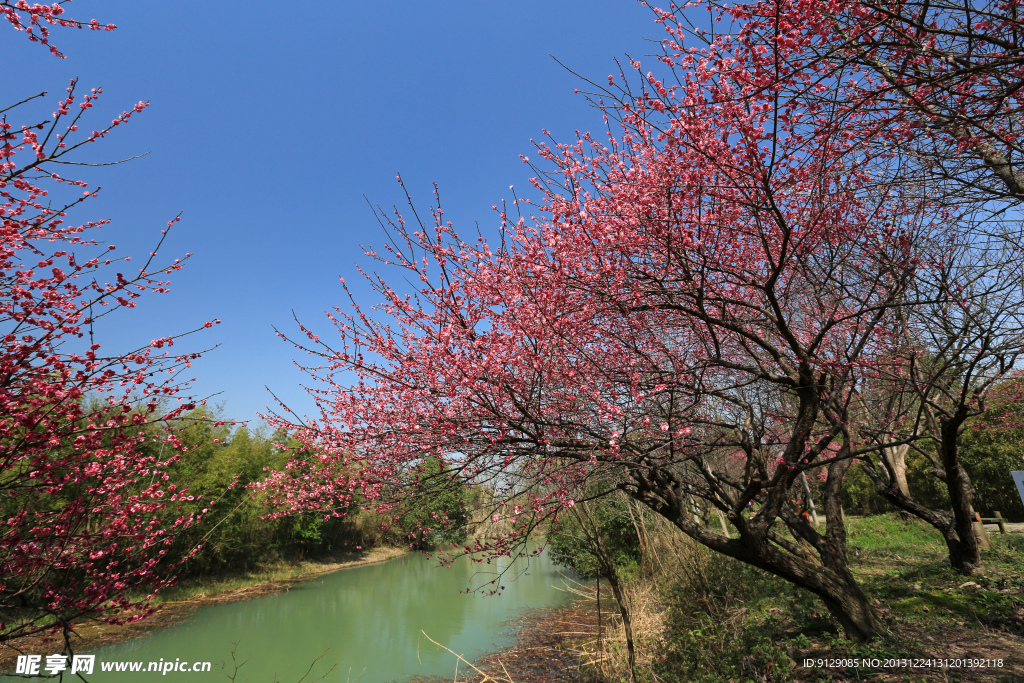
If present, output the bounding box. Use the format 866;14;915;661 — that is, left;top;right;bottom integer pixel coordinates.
0;405;480;662
546;509;1023;683
543;415;1024;683
422;401;1024;683
118;407;477;582
14;400;1021;682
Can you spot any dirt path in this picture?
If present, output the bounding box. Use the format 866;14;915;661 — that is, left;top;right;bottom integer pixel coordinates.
0;547;407;670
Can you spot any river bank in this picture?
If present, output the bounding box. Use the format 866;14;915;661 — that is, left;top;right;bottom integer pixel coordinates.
467;601;596;683
0;546;407;670
407;597;604;683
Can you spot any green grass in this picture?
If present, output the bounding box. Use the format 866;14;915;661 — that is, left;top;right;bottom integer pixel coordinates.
137;545;407;605
848;516;1024;627
846;514;949;562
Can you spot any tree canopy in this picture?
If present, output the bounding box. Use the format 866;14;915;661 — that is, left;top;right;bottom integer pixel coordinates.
259;0;1024;643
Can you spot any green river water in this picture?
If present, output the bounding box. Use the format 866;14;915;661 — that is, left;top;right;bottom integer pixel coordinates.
4;549;575;683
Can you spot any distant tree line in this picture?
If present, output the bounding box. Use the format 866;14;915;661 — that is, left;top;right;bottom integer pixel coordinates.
143;410;473;577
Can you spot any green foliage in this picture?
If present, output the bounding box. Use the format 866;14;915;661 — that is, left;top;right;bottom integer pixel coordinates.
397;455;468;549
548;486;641;579
655;546;814;683
843;406;1024;522
957;404;1024;522
840;461;893;516
153;409;366;577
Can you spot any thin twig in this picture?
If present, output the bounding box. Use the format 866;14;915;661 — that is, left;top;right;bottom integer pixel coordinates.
420;631;513;683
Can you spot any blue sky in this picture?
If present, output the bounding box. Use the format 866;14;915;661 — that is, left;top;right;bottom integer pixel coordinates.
12;1;662;425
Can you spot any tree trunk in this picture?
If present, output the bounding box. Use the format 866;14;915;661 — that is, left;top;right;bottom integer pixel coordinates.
816;587;884;643
581;502;637;680
939;416;983;575
697;459;882;641
603;563;637;682
872;483;983;575
882;443;911;499
862;431;983;576
801;473;820;526
815;456;885;642
628;422;885;642
759;540;884;643
664;510;885;642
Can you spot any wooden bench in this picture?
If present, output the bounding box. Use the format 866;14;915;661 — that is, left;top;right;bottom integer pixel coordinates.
977;511;1008;534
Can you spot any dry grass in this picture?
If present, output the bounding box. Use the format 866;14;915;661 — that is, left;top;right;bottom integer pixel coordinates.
554;515;699;683
562;578;666;682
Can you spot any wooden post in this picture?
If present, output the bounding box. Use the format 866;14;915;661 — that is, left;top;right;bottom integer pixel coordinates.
994;511;1008;535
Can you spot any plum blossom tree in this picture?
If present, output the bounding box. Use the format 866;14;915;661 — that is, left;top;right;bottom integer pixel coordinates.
674;0;1024;575
260;0;978;640
830;0;1024;576
809;0;1024;204
0;2;218;647
1;0;117;58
